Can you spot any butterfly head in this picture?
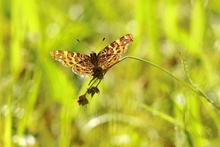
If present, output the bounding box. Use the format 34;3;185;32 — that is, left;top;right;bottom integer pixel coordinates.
90;52;99;66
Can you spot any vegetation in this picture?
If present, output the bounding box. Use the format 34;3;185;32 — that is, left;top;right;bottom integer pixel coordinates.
1;0;220;146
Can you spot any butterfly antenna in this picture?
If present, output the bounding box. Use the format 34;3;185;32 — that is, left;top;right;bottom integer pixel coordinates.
76;39;92;52
94;37;105;52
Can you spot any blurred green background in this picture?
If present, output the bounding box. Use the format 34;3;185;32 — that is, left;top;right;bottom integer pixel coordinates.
1;0;220;146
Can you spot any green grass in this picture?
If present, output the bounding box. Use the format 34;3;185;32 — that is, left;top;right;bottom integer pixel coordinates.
1;0;220;146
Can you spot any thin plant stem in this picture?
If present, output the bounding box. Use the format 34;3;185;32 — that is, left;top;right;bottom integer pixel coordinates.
110;55;220;110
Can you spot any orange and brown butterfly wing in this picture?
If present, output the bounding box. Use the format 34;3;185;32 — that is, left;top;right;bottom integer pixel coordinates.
50;50;94;76
97;34;133;70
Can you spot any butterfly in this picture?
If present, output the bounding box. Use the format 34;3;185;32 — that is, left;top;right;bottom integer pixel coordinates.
50;34;133;79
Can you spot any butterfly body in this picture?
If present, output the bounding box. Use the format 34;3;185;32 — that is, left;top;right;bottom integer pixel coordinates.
50;34;133;78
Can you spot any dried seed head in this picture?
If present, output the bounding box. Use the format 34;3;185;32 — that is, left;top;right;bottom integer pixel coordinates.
87;87;100;97
77;94;89;106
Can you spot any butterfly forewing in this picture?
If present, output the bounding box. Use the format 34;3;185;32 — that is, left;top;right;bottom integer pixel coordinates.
98;33;133;70
50;50;94;76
